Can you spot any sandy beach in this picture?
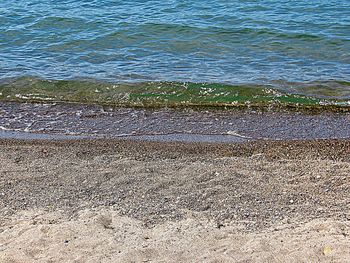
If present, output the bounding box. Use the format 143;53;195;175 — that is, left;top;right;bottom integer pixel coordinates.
0;138;349;262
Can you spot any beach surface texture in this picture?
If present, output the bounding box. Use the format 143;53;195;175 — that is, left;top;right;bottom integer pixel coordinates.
1;138;350;262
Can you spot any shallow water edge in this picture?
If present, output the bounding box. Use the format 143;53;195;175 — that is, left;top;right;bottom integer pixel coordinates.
1;101;350;143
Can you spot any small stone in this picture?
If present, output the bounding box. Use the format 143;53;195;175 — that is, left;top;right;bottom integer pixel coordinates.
323;246;332;256
289;199;294;204
216;222;224;229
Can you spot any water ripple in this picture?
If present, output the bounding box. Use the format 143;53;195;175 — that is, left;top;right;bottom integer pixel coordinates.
0;0;349;86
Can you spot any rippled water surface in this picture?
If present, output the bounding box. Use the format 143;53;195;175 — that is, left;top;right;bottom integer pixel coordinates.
1;0;350;107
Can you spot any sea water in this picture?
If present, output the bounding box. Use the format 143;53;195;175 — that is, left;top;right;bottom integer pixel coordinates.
1;0;350;108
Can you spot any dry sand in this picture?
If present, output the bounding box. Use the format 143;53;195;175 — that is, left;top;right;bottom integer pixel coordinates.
0;139;350;262
1;209;349;263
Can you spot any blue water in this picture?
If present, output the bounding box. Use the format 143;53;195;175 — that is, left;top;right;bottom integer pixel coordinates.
0;0;350;107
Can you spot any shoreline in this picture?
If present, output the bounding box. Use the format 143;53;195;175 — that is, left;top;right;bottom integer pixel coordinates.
1;101;350;143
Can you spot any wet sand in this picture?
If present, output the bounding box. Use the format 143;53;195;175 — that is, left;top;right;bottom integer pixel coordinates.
0;138;350;262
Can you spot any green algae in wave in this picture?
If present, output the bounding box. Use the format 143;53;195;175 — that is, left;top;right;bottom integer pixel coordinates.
0;77;349;110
